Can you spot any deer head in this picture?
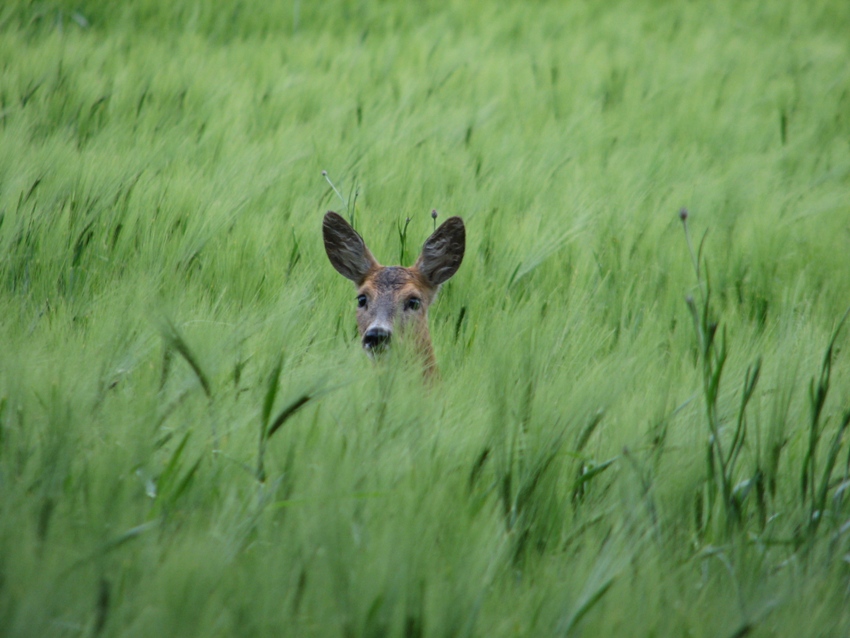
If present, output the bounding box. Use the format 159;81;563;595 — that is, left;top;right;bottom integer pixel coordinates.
322;211;465;375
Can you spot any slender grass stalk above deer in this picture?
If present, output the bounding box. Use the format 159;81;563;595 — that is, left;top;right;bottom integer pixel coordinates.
323;208;465;379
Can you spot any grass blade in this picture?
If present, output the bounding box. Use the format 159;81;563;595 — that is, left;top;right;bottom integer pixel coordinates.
160;318;211;398
267;393;312;440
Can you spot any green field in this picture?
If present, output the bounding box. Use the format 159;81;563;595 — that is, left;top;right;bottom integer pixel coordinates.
2;0;850;635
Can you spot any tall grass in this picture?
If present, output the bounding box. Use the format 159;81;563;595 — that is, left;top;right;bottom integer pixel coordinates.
2;0;850;635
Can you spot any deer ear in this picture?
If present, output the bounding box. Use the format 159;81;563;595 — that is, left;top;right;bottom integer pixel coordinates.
323;212;378;283
415;216;465;287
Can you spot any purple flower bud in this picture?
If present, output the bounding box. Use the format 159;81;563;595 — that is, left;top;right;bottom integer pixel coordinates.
679;207;688;221
431;209;438;219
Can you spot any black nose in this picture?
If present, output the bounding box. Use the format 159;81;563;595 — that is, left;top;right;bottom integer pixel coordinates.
363;327;391;352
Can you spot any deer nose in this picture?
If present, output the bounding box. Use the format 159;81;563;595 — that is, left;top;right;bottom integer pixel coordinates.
363;327;391;352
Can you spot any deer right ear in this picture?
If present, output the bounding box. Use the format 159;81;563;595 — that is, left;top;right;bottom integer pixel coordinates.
415;216;465;287
322;212;378;284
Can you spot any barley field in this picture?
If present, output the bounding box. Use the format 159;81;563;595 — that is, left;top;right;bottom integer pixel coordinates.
1;1;850;636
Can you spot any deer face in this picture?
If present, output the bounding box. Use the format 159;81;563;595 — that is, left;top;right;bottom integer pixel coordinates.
322;212;465;364
354;265;434;354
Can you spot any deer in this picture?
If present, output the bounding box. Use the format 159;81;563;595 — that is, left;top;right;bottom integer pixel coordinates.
322;211;465;377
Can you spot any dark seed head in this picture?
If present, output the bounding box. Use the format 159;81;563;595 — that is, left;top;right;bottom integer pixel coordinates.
431;209;438;220
679;207;688;222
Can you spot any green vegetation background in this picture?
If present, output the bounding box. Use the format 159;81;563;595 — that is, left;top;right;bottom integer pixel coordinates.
1;0;849;635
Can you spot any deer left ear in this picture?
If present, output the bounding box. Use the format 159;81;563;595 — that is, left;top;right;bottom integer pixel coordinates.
323;211;379;284
415;216;465;287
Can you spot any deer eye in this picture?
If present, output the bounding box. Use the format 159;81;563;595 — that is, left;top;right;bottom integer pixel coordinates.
356;294;367;308
405;297;421;311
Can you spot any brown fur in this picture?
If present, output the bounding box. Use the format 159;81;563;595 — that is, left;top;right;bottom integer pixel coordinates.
322;212;465;377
